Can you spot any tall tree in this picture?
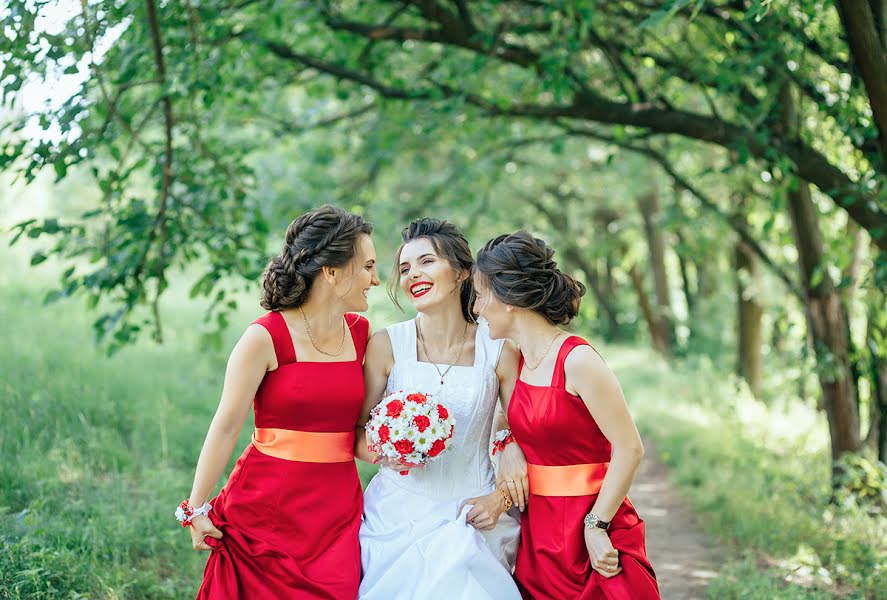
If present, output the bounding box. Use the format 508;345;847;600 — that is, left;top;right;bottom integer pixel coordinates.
3;0;885;342
734;197;763;399
782;82;861;463
637;191;677;355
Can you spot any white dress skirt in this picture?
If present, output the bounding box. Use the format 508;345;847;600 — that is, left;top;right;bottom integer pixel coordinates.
358;318;521;600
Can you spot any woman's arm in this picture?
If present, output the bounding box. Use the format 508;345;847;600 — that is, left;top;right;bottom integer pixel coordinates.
565;346;644;521
354;330;394;463
565;345;643;577
493;340;529;511
495;340;520;414
186;324;275;550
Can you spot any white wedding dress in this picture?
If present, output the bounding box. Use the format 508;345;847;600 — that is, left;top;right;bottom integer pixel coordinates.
358;318;521;600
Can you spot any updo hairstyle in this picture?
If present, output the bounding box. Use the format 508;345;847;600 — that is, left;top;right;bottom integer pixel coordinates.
474;231;585;325
260;205;373;311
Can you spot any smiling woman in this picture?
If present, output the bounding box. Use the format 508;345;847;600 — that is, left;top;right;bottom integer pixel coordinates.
354;217;526;599
388;218;478;324
180;205;381;599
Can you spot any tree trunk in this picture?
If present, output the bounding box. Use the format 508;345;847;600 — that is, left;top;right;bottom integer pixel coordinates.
837;0;887;163
604;257;617;300
734;211;764;399
522;195;624;340
730;173;764;398
629;264;667;354
562;246;622;340
694;244;718;301
782;83;862;464
674;229;696;317
872;0;887;48
864;289;887;463
637;192;676;354
842;222;865;306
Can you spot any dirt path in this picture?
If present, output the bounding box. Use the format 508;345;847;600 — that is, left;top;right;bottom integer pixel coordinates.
629;441;725;599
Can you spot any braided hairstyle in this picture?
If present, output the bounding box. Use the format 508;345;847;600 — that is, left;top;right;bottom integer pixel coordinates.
389;217;477;323
475;231;585;325
261;205;373;311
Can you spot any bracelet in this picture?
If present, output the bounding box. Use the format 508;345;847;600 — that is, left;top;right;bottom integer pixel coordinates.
497;485;513;511
491;429;515;456
175;499;212;527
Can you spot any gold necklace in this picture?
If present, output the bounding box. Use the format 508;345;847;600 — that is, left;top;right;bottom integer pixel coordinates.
416;318;469;385
298;306;346;357
523;330;563;371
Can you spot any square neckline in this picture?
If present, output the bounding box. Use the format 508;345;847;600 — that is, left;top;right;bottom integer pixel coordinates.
517;335;585;390
276;311;363;365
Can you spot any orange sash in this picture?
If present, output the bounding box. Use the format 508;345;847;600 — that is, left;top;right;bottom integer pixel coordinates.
527;462;608;497
252;428;355;463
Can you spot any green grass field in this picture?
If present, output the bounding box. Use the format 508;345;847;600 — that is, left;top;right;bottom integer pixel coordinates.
1;248;884;599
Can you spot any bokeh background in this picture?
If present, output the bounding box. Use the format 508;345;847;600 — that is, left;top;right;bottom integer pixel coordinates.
1;1;886;598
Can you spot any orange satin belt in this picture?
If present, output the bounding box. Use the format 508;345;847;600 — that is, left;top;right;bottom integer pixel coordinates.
527;462;609;497
252;428;355;463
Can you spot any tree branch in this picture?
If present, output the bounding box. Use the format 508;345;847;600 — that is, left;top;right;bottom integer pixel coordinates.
252;102;376;136
560;124;804;300
325;12;540;69
251;34;887;250
139;0;175;341
837;0;887;163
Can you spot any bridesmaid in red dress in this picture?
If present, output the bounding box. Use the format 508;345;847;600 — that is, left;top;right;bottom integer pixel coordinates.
177;205;380;599
473;231;660;600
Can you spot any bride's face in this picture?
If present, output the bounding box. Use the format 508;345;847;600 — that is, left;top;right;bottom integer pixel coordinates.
472;273;511;340
398;238;464;312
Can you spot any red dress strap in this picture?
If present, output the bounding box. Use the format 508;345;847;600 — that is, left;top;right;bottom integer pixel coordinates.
347;314;370;363
252;312;297;366
550;336;590;388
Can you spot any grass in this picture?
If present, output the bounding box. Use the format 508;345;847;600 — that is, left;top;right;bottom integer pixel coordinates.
612;350;887;599
0;244;393;599
1;246;884;598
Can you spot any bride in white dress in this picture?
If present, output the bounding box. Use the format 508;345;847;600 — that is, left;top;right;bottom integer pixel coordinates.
355;219;527;599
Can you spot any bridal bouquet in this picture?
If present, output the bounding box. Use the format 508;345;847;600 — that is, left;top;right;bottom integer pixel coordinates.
366;390;455;475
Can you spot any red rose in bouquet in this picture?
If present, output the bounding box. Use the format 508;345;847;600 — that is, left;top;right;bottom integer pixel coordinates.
365;390;457;476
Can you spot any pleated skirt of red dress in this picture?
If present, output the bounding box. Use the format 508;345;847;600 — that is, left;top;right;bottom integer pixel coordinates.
515;494;659;600
196;444;362;599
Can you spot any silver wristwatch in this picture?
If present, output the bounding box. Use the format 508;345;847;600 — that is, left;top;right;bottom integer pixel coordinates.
583;512;610;531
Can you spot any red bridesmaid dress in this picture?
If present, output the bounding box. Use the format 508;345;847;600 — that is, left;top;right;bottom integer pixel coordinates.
508;336;660;600
196;311;368;599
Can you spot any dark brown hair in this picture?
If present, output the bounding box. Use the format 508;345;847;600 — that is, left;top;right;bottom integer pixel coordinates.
389;218;477;323
475;231;585;325
261;205;373;311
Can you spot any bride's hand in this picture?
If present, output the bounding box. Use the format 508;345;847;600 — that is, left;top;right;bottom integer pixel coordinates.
374;454;422;472
495;442;529;512
464;491;506;531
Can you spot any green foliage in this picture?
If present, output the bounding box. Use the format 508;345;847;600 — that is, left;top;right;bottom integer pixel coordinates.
1;0;886;594
2;0;885;347
832;453;887;513
0;286;221;597
1;238;884;598
621;353;887;598
0;248;389;598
